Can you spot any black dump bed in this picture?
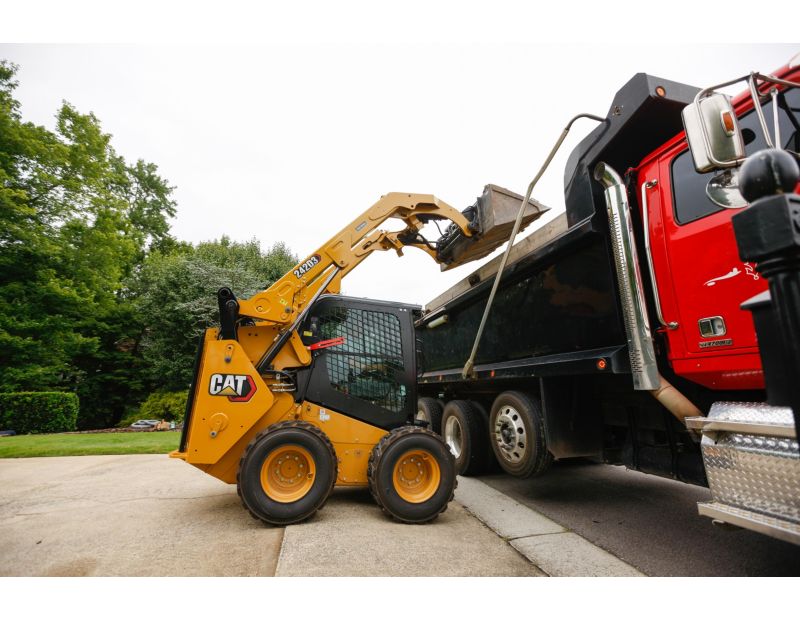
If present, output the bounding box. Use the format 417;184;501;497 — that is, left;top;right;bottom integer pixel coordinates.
417;74;699;384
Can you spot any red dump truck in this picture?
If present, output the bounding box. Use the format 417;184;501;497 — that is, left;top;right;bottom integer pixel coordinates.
416;57;800;544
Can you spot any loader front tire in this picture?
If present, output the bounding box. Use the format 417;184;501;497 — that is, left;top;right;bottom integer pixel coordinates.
368;426;456;524
237;421;337;526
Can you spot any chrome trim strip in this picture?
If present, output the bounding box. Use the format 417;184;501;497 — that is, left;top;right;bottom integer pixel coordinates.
771;87;781;147
685;416;797;439
747;73;775;148
594;163;660;391
640;179;678;330
698;502;800;546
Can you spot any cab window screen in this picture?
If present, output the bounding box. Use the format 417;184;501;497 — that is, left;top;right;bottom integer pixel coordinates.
672;87;800;225
317;307;406;413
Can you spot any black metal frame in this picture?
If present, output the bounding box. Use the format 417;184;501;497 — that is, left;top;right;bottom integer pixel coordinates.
419;344;628;386
179;334;205;452
297;295;421;430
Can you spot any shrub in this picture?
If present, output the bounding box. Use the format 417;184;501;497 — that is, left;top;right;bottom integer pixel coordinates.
139;391;188;422
0;392;79;434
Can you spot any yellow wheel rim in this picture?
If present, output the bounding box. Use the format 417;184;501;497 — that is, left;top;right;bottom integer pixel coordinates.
260;445;316;503
392;449;441;504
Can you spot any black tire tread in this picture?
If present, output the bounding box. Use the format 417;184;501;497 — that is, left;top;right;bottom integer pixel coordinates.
236;420;338;525
416;397;444;434
442;400;489;476
367;425;456;524
471;400;501;473
490;390;553;479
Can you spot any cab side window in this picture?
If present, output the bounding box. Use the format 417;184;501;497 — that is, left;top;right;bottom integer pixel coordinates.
672;87;800;225
316;307;406;413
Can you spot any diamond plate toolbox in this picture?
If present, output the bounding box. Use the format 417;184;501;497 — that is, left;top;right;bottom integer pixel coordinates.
701;402;799;524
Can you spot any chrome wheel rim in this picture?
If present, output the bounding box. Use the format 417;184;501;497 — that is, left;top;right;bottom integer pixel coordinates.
444;415;463;459
493;405;527;463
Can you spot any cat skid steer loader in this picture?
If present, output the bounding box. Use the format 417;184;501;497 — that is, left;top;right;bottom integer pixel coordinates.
170;189;545;525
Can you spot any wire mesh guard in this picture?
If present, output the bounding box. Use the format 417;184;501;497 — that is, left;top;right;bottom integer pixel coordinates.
317;307;406;413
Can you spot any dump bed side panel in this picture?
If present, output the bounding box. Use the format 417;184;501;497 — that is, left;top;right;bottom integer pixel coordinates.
419;223;625;373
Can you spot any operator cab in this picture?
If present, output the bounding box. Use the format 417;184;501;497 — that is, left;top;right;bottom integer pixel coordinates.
296;295;421;430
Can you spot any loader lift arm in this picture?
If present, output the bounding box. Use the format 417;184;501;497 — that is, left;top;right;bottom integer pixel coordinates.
220;192;473;360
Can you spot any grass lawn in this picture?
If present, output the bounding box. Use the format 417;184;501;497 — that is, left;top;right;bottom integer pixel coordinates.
0;431;181;458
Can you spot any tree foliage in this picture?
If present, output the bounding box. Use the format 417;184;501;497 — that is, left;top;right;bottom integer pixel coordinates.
0;60;298;429
131;237;296;390
0;60;176;428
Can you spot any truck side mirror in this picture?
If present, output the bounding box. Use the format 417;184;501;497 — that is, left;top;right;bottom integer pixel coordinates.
682;93;745;173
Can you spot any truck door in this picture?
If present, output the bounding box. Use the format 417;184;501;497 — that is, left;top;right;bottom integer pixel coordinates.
641;85;799;390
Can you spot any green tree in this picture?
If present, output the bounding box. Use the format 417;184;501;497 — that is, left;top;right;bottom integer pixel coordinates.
0;60;177;428
131;237;296;390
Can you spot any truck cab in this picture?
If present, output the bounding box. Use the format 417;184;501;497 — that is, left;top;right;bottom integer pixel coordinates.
637;69;800;390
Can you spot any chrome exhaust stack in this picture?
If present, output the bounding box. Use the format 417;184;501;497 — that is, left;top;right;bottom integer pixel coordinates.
595;163;702;421
594;162;660;392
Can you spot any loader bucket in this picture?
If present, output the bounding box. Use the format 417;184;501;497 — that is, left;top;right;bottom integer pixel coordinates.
435;184;549;271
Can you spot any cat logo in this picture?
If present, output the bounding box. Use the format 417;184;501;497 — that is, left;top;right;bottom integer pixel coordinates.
209;373;256;402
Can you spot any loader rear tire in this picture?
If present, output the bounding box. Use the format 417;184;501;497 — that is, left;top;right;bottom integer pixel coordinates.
416;397;443;434
368;426;456;524
237;421;337;526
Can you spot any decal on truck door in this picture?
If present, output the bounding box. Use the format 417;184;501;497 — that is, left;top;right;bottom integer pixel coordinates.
209;373;257;402
703;263;760;287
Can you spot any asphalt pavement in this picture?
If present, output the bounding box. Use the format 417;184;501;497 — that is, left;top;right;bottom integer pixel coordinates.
479;459;800;576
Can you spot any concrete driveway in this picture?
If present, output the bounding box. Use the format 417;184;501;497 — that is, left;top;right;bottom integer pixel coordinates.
0;455;541;576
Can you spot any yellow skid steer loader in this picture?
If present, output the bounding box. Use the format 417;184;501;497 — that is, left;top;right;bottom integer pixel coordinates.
170;189;544;525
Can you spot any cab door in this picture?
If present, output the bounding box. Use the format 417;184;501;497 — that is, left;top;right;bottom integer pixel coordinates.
641;85;800;390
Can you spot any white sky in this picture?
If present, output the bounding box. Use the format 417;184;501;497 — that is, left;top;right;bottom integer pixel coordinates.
1;7;797;307
1;0;794;611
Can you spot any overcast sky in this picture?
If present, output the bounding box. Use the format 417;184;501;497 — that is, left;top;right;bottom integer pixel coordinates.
2;42;797;306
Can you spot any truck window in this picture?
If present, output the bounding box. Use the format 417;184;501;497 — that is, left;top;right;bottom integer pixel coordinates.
672;87;800;225
316;306;406;413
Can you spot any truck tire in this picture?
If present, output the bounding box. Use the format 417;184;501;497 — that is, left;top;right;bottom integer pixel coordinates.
489;391;552;478
416;397;444;434
441;400;490;476
237;421;338;526
471;400;502;473
367;425;456;524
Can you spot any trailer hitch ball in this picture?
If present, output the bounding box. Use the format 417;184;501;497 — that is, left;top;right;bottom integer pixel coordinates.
738;148;799;204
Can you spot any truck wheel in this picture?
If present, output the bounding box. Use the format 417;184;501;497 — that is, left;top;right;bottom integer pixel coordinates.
441;400;490;476
489;391;552;478
416;397;444;434
237;421;337;526
471;400;501;473
368;426;456;524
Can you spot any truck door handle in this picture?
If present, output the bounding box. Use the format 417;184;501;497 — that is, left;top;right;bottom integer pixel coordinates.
641;179;679;330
